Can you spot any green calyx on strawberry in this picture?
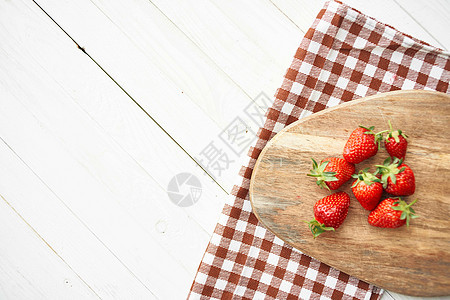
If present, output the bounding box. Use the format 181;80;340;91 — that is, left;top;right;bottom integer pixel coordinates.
351;168;383;210
385;120;408;160
385;120;408;144
351;168;381;188
368;197;419;228
361;125;386;149
375;157;405;187
305;191;350;238
307;158;338;190
307;158;355;191
304;219;335;239
391;198;419;227
375;157;415;196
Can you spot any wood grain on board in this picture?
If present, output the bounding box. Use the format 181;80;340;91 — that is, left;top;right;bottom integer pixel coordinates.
250;90;450;297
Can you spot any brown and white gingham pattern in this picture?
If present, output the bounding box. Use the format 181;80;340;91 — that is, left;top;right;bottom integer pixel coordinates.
189;1;450;299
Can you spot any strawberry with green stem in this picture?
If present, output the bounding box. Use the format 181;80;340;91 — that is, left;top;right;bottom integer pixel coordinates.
375;157;415;196
307;157;355;191
343;125;387;164
385;120;408;160
305;192;350;238
368;197;419;228
351;168;383;211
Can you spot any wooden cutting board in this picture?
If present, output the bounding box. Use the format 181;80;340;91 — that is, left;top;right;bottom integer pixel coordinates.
249;90;450;297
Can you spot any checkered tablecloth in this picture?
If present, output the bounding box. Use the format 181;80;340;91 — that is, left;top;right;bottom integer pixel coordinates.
189;1;450;299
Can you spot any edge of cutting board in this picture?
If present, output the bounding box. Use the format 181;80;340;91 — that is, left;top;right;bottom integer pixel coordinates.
249;90;450;297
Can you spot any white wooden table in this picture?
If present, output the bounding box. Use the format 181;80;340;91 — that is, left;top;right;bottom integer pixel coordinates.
0;0;448;299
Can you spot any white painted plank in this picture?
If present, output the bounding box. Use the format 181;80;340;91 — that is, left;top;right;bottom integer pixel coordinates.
0;71;189;298
270;0;445;50
169;0;304;95
394;0;450;50
4;0;225;234
34;0;268;191
0;194;98;300
0;0;223;298
0;140;155;299
0;0;218;238
268;0;324;32
209;0;303;60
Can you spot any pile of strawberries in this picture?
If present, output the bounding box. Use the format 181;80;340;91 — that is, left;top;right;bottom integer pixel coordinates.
306;121;418;238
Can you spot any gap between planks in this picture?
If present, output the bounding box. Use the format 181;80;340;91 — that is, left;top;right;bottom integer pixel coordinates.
0;136;156;298
0;192;102;299
31;0;229;195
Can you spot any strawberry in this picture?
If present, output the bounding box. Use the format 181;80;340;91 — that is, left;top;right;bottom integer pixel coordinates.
351;168;383;211
375;157;415;196
307;158;355;190
343;125;386;164
368;197;418;228
305;192;350;238
385;120;408;160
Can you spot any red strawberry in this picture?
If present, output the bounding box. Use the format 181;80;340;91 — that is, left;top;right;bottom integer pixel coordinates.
343;125;386;164
351;168;383;211
376;157;415;196
306;192;350;238
307;158;355;190
368;197;418;228
385;120;408;160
